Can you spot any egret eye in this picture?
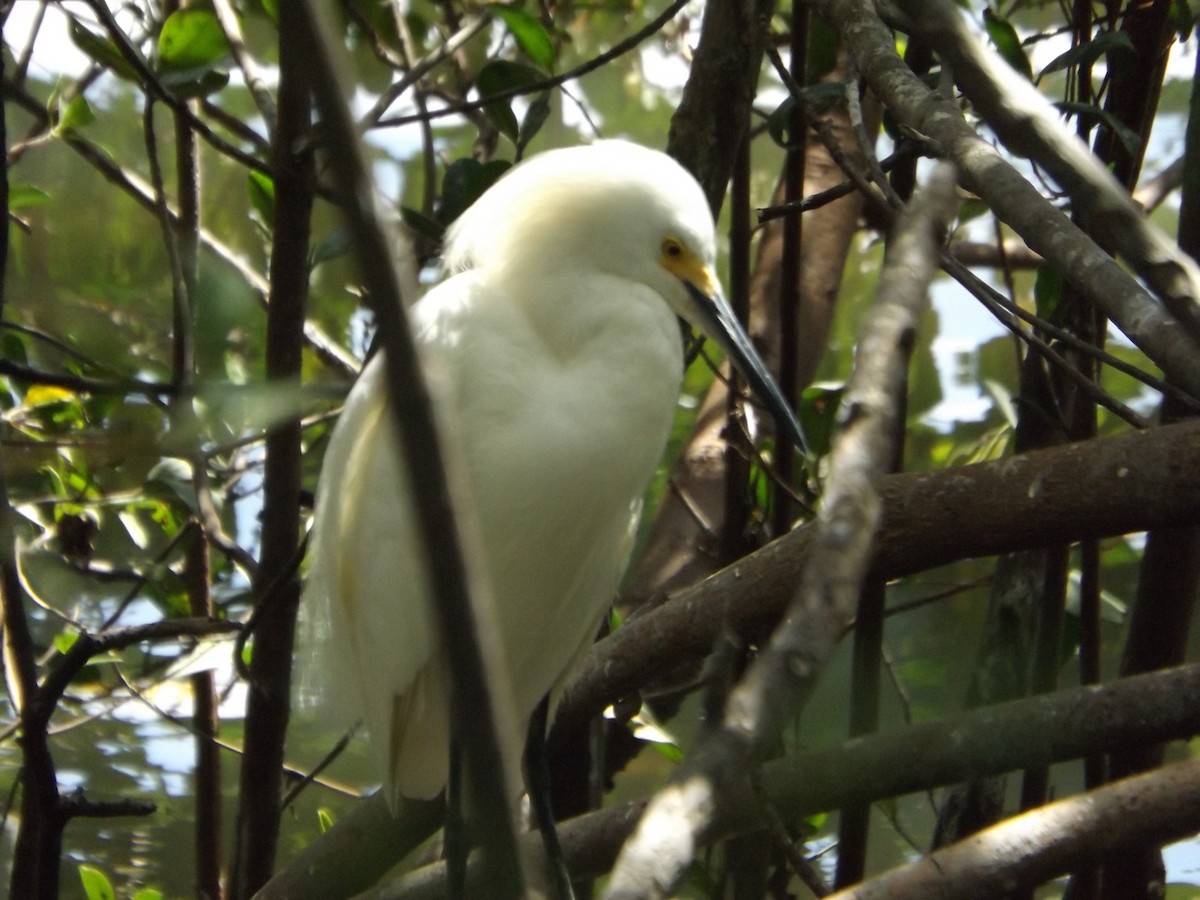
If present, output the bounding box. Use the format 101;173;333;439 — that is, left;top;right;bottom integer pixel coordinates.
662;237;684;258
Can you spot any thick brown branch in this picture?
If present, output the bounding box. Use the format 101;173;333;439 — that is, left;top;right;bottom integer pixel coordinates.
387;663;1200;899
829;757;1200;900
558;418;1200;733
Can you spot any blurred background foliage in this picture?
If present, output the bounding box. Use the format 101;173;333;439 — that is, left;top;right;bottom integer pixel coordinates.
0;0;1196;896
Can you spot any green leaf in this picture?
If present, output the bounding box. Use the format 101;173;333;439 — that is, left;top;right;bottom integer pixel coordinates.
767;84;846;149
1034;265;1063;322
797;384;844;459
9;184;52;211
69;22;140;81
806;17;839;82
767;96;799;148
650;741;684;763
1055;101;1143;155
1169;0;1197;40
957;198;991;225
78;865;116;900
311;226;354;270
133;889;165;900
983;9;1033;81
318;807;335;833
159;66;230;99
248;171;275;229
158;9;230;72
54;630;80;655
400;206;445;244
486;4;556;70
516;90;551;159
257;0;279;24
55;95;97;134
438;157;512;225
476;60;543;142
1037;30;1134;80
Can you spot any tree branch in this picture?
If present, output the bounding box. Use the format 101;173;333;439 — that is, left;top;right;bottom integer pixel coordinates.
386;662;1200;899
558;416;1200;735
828;756;1200;900
292;1;529;896
813;0;1200;397
897;0;1200;345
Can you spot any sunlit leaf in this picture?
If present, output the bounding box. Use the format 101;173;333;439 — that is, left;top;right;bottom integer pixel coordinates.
1038;30;1134;80
982;379;1018;429
78;865;116;900
132;889;165;900
158;9;230;71
146;458;199;517
25;385;76;407
650;741;684;763
54;630;81;655
55;95;97;134
10;184;52;211
119;507;154;551
983;9;1033;81
69;22;140;81
248;171;275;229
487;4;556;70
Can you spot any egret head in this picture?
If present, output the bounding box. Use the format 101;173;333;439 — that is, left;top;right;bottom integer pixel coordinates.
445;140;807;452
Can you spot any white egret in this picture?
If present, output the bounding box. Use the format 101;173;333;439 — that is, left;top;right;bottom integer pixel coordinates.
305;140;804;812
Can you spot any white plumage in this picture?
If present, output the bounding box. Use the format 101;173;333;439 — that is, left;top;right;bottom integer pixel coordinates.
304;140;801;810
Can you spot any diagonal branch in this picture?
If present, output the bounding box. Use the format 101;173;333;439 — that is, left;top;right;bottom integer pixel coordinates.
388;662;1200;899
896;0;1200;345
814;0;1200;397
827;755;1200;900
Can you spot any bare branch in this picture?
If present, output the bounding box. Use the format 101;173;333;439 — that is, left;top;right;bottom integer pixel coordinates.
211;0;277;131
558;417;1200;736
292;2;528;896
814;0;1200;397
385;663;1200;899
898;0;1200;343
375;0;690;130
828;757;1200;900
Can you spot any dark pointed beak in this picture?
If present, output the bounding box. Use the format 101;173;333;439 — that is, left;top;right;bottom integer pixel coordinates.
684;280;809;456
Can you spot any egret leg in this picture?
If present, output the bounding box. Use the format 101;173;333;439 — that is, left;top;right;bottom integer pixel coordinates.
445;736;468;899
525;696;576;900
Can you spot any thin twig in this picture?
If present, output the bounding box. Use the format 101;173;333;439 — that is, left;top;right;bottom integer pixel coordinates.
375;0;690;129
